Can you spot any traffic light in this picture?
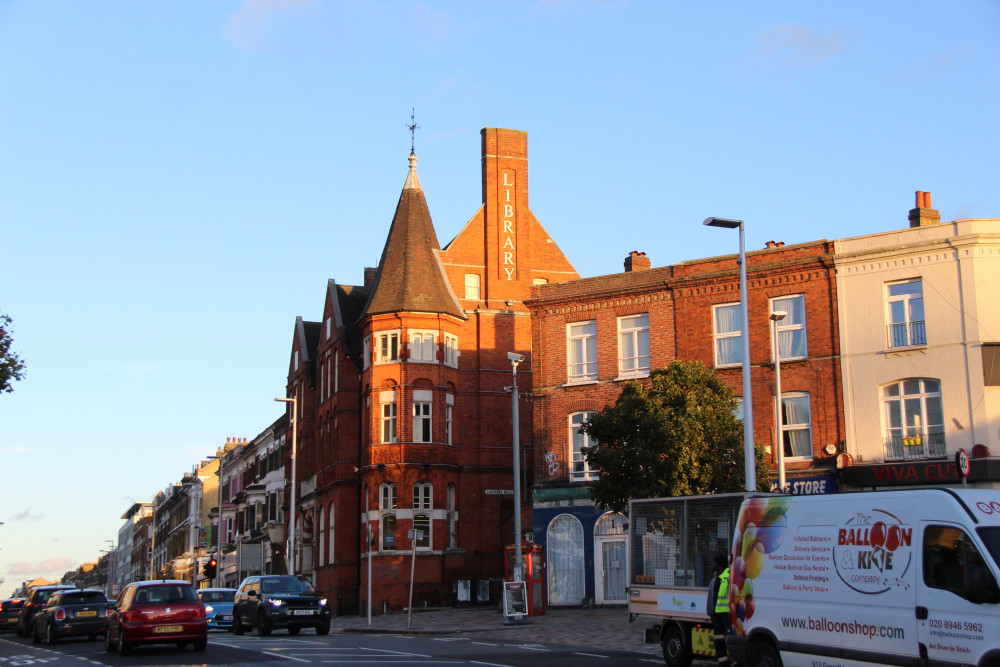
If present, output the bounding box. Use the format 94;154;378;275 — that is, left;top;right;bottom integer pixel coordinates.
203;558;217;580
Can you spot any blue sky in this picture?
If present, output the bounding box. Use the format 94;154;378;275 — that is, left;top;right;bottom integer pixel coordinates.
1;0;997;596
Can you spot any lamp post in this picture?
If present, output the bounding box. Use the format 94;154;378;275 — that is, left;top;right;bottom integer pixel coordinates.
275;396;298;576
770;310;788;492
214;453;224;588
507;352;525;584
703;217;756;492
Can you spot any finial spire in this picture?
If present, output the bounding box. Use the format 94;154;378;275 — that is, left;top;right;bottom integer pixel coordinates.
407;108;420;155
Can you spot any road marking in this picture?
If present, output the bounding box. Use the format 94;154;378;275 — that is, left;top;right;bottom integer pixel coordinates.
472;641;499;646
574;652;609;658
469;661;514;667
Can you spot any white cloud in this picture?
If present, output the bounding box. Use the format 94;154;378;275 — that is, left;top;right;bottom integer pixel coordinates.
894;47;966;84
740;24;847;74
225;0;320;52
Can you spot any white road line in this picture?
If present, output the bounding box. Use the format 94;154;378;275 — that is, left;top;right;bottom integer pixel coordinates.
469;661;514;667
574;652;609;658
472;641;499;646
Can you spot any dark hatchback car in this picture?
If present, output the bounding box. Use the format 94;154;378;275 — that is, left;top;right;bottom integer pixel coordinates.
1;599;24;634
232;575;330;636
105;580;207;656
32;588;108;644
16;585;74;637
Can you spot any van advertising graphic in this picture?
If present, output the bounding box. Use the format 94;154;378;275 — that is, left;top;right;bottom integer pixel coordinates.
833;508;912;594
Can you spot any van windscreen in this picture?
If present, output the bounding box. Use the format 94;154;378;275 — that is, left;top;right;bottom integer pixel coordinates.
976;526;1000;570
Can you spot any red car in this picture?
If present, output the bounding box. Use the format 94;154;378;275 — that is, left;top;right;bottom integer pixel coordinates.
105;580;207;656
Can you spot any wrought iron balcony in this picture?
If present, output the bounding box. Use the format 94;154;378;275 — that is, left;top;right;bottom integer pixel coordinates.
887;320;926;348
884;431;946;461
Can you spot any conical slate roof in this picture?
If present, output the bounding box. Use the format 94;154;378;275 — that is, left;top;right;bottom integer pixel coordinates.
360;152;465;321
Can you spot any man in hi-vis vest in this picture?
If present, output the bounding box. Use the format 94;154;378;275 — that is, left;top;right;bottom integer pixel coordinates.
709;554;730;666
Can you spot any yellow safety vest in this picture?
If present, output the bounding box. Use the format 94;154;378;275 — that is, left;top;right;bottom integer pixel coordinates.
715;567;730;613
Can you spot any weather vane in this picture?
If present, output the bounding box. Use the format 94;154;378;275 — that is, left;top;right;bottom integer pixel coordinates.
407;108;420;154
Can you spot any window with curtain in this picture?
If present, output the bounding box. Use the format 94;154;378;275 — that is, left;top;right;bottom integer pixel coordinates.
713;303;742;367
444;334;459;367
780;392;813;458
546;514;585;605
381;390;397;443
409;332;436;362
567;321;598;382
770;294;807;360
618;313;650;377
886;279;926;347
569;411;598;482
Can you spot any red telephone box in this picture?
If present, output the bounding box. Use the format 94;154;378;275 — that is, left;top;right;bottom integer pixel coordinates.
505;542;546;615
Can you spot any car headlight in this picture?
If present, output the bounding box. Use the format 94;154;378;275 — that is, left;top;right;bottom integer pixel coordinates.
269;599;284;607
205;605;215;613
319;598;327;606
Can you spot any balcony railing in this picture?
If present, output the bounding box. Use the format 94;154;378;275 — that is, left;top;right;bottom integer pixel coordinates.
887;320;926;348
884;431;946;461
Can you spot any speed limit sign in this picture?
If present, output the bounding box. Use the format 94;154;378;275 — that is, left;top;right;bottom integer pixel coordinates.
956;448;970;478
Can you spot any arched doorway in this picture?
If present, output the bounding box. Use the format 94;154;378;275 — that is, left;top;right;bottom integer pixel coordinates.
546;514;584;606
594;512;628;604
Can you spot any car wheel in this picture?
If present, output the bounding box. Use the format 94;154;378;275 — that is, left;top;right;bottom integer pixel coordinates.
118;634;131;657
288;626;301;636
88;633;97;641
105;628;117;652
31;622;41;644
45;622;58;645
316;620;330;636
194;636;207;652
232;609;245;636
257;610;272;637
661;624;692;667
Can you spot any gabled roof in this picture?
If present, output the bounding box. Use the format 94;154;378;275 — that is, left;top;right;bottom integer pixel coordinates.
327;280;369;356
360;152;465;322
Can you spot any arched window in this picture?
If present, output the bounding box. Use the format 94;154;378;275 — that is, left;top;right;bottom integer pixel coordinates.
446;483;457;549
317;506;325;566
413;482;432;509
547;514;585;605
328;501;335;565
379;483;397;551
380;483;397;510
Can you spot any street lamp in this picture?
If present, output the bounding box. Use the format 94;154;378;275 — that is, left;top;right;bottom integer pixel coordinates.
703;217;756;492
275;396;299;576
507;352;525;585
770;310;788;492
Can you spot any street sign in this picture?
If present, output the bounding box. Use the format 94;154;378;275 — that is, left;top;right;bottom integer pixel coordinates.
485;489;513;495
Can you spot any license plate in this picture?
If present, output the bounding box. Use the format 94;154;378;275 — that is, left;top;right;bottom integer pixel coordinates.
77;610;97;617
154;625;183;633
218;615;230;621
4;618;16;623
292;609;316;615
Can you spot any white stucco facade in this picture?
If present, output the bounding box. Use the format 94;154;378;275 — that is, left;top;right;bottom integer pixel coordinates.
835;218;1000;467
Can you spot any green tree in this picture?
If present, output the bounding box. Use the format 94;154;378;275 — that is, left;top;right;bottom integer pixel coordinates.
580;360;769;514
1;313;27;394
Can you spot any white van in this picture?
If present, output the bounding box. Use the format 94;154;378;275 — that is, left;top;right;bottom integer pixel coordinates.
727;489;1000;667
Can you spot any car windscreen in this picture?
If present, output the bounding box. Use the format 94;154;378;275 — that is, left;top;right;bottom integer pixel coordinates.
61;592;107;605
135;585;198;604
260;577;317;595
200;590;235;603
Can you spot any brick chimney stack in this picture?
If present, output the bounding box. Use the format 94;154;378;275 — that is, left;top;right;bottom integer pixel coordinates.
624;251;651;272
908;191;941;227
364;267;378;287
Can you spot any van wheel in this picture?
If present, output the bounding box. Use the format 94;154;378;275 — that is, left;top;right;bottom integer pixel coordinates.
750;642;783;667
662;624;692;667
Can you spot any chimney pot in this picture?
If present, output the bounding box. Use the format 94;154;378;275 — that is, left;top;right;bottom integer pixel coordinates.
624;251;651;272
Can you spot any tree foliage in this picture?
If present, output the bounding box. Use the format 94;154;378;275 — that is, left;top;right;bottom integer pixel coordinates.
1;313;27;394
581;360;769;514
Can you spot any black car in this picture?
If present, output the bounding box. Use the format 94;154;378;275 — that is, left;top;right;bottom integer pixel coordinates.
16;585;74;637
32;588;108;644
232;575;330;636
0;599;24;634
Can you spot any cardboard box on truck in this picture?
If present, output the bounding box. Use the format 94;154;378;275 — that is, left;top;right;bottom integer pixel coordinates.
728;489;1000;667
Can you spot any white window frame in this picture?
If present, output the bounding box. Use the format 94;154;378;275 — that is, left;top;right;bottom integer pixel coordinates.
779;391;813;460
882;378;945;458
444;333;459;368
379;483;397;551
376;331;400;364
618;313;650;378
465;274;481;300
380;482;397;510
445;394;454;445
713;302;743;367
567;320;598;383
770;294;808;361
886;279;926;348
569;411;598;482
380;390;397;443
413;482;432;509
413;513;431;549
363;336;370;370
408;331;437;363
413;389;433;443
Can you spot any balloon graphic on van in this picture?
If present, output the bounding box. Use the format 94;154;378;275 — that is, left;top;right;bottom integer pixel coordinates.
833;509;912;594
730;497;789;634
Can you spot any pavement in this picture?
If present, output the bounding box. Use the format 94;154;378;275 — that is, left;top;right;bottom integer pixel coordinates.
334;605;663;658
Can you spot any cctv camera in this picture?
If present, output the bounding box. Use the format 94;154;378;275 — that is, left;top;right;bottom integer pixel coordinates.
507;352;525;363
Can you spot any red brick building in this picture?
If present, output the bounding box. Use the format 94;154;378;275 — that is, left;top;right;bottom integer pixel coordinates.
526;241;845;605
278;128;578;613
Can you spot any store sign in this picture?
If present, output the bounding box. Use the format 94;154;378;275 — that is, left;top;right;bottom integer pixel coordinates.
841;459;965;487
776;475;839;495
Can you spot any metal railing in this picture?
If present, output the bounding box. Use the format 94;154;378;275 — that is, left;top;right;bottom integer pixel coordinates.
887;320;926;348
884;431;946;461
